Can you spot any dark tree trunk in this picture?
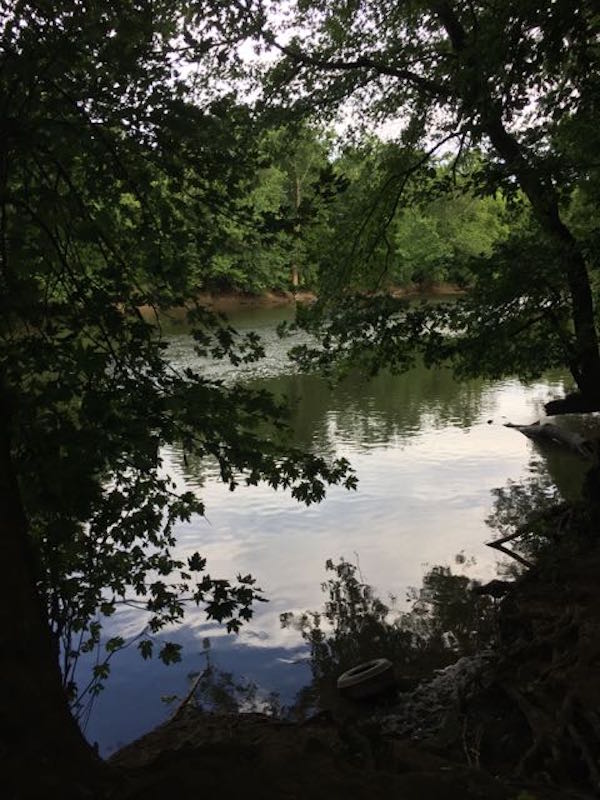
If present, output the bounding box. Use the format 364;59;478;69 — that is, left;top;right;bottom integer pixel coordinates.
434;1;600;410
0;398;105;797
0;147;104;797
482;119;600;405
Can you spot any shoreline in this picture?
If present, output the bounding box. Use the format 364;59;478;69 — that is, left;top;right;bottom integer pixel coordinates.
138;283;465;319
109;534;600;800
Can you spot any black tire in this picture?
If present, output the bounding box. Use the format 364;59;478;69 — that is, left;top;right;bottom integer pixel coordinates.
336;658;395;700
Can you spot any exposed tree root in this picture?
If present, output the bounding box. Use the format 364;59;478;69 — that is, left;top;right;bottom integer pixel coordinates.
488;544;600;794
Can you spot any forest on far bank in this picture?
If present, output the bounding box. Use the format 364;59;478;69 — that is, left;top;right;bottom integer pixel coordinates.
183;124;598;297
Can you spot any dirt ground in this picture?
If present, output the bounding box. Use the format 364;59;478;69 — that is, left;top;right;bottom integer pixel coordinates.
110;706;516;800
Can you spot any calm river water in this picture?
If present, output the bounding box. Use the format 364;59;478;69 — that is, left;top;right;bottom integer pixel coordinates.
84;304;582;755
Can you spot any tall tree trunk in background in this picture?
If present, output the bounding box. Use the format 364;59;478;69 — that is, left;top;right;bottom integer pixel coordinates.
434;1;600;407
291;174;301;289
0;390;103;797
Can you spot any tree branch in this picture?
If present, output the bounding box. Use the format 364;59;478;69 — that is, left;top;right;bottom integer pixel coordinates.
270;37;452;100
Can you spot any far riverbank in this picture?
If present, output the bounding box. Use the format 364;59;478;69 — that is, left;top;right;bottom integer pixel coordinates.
138;282;465;320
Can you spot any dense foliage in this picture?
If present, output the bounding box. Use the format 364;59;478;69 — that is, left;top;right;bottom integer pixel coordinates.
0;0;359;725
3;0;600;792
192;129;510;295
196;0;600;406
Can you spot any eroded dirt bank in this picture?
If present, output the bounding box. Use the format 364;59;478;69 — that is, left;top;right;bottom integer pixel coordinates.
136;283;465;320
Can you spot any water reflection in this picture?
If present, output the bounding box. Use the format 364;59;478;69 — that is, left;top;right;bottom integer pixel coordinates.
85;305;576;756
84;625;310;756
251;365;493;454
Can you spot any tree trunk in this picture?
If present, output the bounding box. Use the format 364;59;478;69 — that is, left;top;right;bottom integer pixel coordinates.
482;118;600;404
291;174;301;289
434;1;600;408
0;393;104;797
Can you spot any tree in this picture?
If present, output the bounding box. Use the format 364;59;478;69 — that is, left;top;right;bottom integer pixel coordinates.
313;141;508;289
393;166;508;287
203;0;600;411
265;125;332;289
199;124;335;293
0;3;355;793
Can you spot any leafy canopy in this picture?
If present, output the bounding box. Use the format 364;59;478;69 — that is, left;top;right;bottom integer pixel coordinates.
0;0;356;704
195;1;600;399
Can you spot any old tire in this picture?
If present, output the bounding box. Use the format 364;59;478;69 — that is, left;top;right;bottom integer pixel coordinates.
337;658;395;700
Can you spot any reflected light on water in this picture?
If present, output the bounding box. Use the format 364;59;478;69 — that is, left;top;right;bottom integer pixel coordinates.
84;306;576;755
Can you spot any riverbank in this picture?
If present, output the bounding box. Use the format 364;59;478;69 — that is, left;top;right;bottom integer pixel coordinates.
109;706;515;800
137;283;465;319
107;524;600;799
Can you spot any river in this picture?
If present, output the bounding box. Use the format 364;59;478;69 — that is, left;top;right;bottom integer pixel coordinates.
83;304;583;755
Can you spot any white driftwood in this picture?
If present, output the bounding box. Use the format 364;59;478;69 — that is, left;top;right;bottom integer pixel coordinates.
504;421;594;458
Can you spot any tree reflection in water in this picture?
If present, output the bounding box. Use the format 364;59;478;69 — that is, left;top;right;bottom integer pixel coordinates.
281;556;497;718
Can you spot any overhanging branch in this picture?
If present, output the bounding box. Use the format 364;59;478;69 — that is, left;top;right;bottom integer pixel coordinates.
271;39;453;100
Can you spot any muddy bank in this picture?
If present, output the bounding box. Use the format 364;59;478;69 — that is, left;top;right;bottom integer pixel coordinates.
137;290;315;321
373;534;600;797
137;283;465;321
389;281;466;298
110;707;515;800
194;289;318;311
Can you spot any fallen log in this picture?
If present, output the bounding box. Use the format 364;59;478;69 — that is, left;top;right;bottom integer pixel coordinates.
504;421;594;458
